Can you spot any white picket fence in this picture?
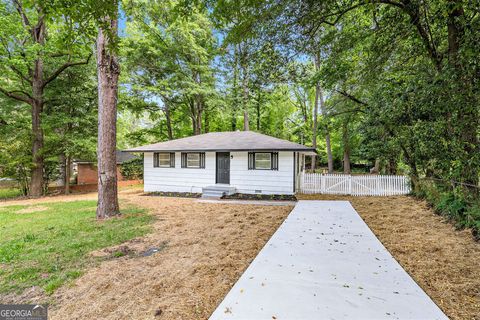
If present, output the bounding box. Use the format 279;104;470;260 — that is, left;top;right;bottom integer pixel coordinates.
298;173;411;196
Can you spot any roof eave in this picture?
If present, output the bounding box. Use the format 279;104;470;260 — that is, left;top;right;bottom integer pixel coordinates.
124;148;316;153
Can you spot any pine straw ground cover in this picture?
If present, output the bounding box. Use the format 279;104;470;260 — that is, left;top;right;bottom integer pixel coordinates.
297;194;480;320
50;193;293;319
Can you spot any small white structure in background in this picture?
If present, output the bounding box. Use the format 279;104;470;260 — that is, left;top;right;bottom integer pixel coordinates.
125;131;315;197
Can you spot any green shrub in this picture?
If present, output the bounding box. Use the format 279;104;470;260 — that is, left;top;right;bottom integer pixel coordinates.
120;158;143;180
416;181;479;240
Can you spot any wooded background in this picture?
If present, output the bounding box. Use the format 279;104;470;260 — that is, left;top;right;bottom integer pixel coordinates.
0;0;478;230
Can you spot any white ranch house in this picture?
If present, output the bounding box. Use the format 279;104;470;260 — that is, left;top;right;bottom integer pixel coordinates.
126;131;315;196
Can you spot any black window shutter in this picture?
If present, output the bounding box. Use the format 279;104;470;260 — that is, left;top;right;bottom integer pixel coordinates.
200;153;205;168
248;152;255;170
271;152;279;170
181;153;187;168
170;153;175;168
153;153;159;167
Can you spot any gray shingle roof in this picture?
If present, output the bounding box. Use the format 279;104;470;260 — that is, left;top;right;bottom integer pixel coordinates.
75;151;139;164
125;131;314;152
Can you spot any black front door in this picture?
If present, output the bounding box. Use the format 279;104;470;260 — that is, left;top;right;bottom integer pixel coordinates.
216;152;230;184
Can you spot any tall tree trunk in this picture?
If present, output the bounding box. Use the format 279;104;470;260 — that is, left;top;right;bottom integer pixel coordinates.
164;101;173;140
204;106;209;133
29;15;46;197
243;109;249;130
371;159;381;174
240;44;250;131
319;84;333;173
65;155;71;194
231;45;239;131
325;132;333;173
231;109;237;131
312;88;318;172
96;10;120;219
242;83;249;131
342;121;351;174
30;100;44;197
193;97;202;135
387;158;397;175
58;153;66;187
312;55;319;171
256;89;261;130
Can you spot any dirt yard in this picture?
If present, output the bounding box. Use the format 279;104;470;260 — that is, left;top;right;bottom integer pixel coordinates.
297;194;480;320
3;191;479;319
49;191;293;319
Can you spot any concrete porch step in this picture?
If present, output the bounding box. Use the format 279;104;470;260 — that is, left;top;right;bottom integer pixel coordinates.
201;185;236;199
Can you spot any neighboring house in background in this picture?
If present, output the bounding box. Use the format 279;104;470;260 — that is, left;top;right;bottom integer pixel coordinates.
74;151;139;185
125;131;315;196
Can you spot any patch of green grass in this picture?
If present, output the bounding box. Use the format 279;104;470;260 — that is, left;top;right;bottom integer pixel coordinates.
0;200;153;295
0;187;22;200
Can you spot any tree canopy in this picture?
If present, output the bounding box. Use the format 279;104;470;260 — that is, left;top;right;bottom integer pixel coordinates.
0;0;478;230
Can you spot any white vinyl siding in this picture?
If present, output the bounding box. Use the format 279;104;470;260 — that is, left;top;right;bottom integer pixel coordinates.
230;151;293;194
144;152;215;193
143;151;295;195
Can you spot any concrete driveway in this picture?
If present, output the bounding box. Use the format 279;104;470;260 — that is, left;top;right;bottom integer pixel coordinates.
209;200;448;320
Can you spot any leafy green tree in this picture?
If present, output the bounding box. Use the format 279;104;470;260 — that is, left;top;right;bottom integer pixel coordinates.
0;0;93;196
122;0;218;138
43;64;98;193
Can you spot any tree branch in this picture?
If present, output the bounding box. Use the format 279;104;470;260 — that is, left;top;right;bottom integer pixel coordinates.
42;53;92;89
335;89;368;106
12;0;31;28
9;65;32;84
0;86;32;105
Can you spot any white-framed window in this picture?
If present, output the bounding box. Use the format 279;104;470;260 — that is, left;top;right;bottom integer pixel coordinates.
187;153;200;168
181;152;205;168
254;152;271;169
248;152;278;170
154;152;174;168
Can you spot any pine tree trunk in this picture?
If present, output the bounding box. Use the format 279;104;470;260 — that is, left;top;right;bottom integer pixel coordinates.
196;98;203;135
65;155;71;194
325;133;333;173
312;55;319;172
231;45;239;131
256;89;261;130
318;83;333;173
242;82;249;131
243;109;249;131
204;107;209;133
164;101;173;140
96;12;120;219
342;122;351;174
241;45;250;131
58;154;66;187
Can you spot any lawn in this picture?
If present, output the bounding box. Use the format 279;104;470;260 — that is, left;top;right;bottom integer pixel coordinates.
0;200;153;297
0;187;22;200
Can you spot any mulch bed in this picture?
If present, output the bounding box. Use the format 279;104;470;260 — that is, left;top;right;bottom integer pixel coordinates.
145;191;201;198
297;194;480;320
223;193;297;201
